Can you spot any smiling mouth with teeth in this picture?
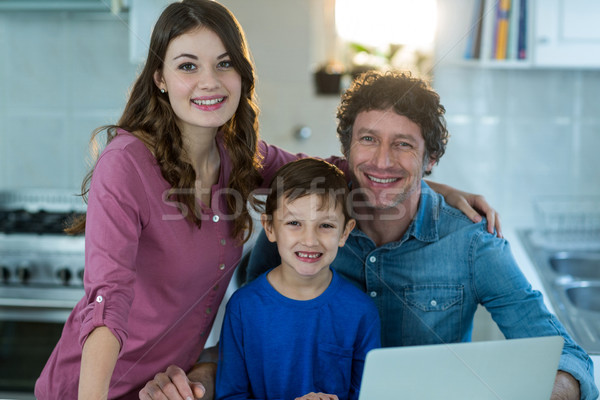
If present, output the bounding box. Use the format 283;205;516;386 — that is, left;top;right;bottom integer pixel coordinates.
367;174;399;184
192;97;225;106
296;251;322;259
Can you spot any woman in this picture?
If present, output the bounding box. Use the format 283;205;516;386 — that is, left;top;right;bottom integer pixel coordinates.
35;1;499;399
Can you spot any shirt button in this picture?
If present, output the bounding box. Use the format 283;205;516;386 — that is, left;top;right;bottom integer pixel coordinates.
369;256;377;263
370;291;378;298
205;307;211;314
212;215;219;223
220;239;226;246
96;295;103;303
219;264;225;270
430;300;437;307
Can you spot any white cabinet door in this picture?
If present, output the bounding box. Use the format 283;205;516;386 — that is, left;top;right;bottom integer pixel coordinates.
533;0;600;67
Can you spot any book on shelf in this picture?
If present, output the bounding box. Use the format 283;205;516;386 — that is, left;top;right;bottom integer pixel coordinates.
517;0;527;59
507;0;520;59
464;0;528;62
464;0;484;59
493;0;511;60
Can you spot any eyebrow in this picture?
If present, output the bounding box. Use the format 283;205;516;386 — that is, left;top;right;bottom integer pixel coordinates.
356;127;418;143
173;52;230;61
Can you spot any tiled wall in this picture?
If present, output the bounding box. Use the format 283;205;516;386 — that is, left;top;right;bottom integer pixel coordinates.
0;11;139;190
430;65;600;228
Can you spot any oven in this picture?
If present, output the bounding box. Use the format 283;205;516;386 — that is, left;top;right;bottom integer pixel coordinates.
0;190;86;398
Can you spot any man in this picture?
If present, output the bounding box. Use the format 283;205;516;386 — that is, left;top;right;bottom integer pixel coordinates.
141;71;598;400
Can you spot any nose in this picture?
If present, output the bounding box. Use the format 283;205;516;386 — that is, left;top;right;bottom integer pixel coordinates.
197;68;220;90
300;227;319;247
373;144;392;169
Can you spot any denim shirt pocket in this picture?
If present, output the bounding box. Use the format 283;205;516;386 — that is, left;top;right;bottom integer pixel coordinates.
402;284;464;345
315;342;353;398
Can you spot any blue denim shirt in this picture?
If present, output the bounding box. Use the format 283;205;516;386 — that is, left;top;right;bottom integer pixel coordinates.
246;181;598;399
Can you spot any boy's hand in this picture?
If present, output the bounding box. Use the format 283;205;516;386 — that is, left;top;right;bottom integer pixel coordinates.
294;392;339;400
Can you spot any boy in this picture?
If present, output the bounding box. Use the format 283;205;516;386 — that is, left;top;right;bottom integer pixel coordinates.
216;158;381;400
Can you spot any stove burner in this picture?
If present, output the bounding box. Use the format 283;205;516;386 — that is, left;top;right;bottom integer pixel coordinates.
0;190;87;325
0;210;84;235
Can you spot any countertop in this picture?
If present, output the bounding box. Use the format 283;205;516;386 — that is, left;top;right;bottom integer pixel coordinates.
505;228;600;387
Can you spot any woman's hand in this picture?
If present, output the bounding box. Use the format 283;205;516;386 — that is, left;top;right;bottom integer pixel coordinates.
426;181;503;238
138;364;211;400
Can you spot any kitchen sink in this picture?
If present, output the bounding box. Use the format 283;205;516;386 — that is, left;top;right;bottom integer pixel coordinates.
566;284;600;313
549;252;600;280
518;229;600;355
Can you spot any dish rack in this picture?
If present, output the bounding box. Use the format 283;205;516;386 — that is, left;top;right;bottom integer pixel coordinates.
531;198;600;250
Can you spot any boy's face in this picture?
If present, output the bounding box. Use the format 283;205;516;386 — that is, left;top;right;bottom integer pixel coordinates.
262;193;355;279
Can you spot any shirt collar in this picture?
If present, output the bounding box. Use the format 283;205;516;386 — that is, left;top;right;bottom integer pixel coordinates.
408;180;440;243
349;180;440;245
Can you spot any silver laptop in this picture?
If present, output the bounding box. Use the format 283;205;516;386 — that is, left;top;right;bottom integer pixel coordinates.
359;336;564;400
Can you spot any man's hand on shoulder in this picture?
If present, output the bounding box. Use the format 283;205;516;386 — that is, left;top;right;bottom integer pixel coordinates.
139;363;214;400
550;370;581;400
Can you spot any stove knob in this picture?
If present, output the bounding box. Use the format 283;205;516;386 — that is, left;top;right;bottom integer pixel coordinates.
16;265;31;283
57;268;72;286
1;266;10;282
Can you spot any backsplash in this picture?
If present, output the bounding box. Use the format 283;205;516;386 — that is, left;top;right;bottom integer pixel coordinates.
0;11;138;191
430;67;600;228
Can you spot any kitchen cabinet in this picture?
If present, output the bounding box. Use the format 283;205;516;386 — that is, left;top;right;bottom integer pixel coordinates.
533;0;600;68
436;0;600;69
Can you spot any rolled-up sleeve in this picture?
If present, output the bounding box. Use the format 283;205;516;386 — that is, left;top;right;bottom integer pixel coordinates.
78;147;150;350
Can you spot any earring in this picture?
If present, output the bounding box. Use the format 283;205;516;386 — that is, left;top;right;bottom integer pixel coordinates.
160;88;166;94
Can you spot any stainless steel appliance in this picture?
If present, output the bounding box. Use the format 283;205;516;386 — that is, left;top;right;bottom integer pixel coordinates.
0;189;86;397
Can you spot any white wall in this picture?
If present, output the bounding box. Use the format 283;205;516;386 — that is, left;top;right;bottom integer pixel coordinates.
0;11;139;190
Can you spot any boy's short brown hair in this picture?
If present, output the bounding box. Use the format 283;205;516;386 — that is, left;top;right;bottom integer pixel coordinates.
262;158;352;224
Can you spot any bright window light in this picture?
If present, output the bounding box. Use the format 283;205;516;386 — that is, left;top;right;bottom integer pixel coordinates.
335;0;437;48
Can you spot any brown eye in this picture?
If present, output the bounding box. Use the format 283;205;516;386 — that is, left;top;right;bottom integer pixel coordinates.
179;62;196;71
218;60;233;69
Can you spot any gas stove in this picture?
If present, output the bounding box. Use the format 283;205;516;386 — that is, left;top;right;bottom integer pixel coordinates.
0;189;86;322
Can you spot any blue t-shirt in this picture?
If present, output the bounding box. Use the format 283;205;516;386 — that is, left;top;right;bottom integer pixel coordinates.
216;268;381;400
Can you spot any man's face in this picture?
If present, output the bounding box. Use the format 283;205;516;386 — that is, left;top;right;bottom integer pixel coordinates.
347;109;435;211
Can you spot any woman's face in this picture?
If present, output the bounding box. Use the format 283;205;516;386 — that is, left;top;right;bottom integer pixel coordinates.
154;27;242;137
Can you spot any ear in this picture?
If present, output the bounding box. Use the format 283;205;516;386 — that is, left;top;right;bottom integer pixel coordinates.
260;214;277;243
153;69;165;92
338;218;356;247
424;156;436;174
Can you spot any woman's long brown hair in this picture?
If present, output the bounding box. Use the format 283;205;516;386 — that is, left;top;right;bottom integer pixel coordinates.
67;0;263;243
